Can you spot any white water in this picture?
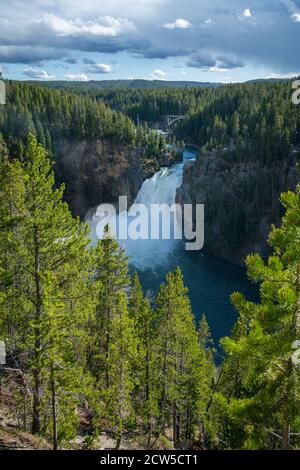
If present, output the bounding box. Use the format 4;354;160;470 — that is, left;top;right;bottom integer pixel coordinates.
134;163;183;207
88;148;257;352
89;149;196;270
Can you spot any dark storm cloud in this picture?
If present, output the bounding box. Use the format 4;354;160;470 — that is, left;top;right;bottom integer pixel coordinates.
187;51;216;69
83;57;96;64
216;55;245;69
65;57;78;64
187;50;245;70
135;46;191;59
0;1;299;73
0;46;68;64
0;12;148;60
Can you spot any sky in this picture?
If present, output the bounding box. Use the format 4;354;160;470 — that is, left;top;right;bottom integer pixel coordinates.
0;0;299;83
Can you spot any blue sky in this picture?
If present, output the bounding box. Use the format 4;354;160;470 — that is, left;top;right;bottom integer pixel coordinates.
0;0;299;83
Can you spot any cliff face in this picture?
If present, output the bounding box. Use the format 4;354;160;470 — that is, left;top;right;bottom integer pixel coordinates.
176;150;298;266
54;139;146;219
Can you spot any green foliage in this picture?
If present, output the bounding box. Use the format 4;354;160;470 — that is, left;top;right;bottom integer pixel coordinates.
215;184;300;450
176;81;300;164
0;134;94;448
0;81;171;165
155;268;215;446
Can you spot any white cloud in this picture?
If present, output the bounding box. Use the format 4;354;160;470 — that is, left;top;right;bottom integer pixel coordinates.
85;63;112;73
23;67;56;79
208;66;228;73
202;18;215;29
36;14;137;37
150;69;167;80
291;13;300;22
163;18;191;30
267;72;300;78
243;9;252;18
280;0;299;14
65;73;90;81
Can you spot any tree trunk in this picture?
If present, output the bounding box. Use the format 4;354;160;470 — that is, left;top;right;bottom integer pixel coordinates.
50;362;58;451
281;420;290;450
115;436;121;450
159;349;167;433
105;331;110;388
173;402;180;448
32;228;41;435
32;368;41;434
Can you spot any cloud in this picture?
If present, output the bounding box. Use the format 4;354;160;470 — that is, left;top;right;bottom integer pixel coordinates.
65;73;90;81
150;69;167;80
65;57;78;64
267;72;300;78
187;51;216;69
83;57;96;64
280;0;299;14
187;50;244;71
84;63;112;73
0;0;300;76
202;18;215;28
0;46;67;64
0;13;144;62
217;55;245;69
23;67;56;79
163;18;191;30
137;46;189;59
291;13;300;22
37;14;137;38
242;9;252;18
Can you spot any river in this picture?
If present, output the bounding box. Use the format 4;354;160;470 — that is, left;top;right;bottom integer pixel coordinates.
89;147;257;359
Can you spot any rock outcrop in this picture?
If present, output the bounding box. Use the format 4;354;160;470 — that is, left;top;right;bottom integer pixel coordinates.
176;149;298;266
54;138;146;219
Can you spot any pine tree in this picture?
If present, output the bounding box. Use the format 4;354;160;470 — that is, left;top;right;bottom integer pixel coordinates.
0;134;94;447
90;227;139;448
129;273;158;442
155;268;214;447
102;290;138;449
217;184;300;450
90;225;129;386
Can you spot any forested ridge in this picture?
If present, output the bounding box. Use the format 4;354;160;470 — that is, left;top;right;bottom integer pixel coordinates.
0;80;176;164
176;80;300;161
0;80;185;217
175;80;300;265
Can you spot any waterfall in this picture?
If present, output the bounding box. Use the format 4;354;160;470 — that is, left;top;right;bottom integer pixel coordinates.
135;163;184;207
89;148;196;270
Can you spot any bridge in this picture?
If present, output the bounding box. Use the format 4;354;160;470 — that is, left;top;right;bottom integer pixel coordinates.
162;114;186;128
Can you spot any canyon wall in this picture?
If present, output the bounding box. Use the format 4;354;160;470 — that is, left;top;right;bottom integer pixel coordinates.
177;149;299;266
54;139;146;219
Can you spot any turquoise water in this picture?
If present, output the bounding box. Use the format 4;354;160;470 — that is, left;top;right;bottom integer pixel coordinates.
90;147;258;359
127;148;258;358
131;247;257;361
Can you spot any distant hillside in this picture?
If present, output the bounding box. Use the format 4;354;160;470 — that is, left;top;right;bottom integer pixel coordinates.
25;79;222;90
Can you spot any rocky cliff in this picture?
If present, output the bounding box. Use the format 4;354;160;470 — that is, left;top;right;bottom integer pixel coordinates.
54;139;146;219
176;149;299;266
